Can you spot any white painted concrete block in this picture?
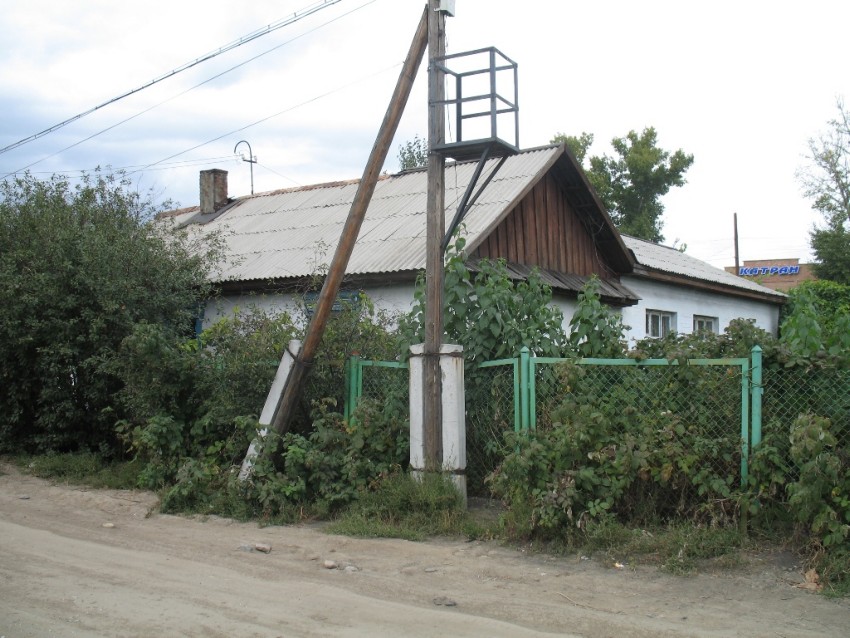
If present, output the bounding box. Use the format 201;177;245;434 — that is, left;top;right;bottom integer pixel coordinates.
239;339;301;481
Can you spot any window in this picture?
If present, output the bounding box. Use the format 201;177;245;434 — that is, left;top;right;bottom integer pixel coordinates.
693;315;718;334
646;310;675;338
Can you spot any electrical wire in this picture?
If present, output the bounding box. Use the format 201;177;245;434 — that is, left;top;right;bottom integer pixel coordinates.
256;162;303;188
2;0;378;180
0;0;343;156
21;155;240;177
125;62;402;177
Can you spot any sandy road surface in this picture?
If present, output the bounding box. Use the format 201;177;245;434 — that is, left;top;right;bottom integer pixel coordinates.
0;463;848;637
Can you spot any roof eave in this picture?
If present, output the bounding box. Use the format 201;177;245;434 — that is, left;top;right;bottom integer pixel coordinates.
628;265;788;305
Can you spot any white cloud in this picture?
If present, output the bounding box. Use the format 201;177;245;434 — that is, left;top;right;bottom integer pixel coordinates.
1;0;848;266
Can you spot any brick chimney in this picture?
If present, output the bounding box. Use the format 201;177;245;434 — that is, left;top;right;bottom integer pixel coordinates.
199;169;228;214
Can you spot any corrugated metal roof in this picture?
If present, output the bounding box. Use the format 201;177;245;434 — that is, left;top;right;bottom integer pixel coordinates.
178;146;560;283
174;145;783;301
623;235;786;299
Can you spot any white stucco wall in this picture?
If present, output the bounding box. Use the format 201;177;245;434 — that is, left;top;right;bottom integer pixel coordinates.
202;283;417;329
620;276;781;346
204;277;781;350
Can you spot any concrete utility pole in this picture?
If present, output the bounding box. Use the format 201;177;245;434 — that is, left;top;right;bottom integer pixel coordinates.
424;0;447;470
265;7;429;438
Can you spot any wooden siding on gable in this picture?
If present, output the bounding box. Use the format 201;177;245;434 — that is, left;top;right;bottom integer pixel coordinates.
473;173;605;276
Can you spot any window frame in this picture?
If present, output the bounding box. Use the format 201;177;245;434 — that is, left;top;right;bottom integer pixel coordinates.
693;315;718;334
645;309;676;338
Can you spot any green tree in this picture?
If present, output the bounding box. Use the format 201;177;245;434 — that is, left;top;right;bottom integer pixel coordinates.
798;99;850;284
551;128;694;243
396;135;428;170
553;131;594;165
0;171;221;453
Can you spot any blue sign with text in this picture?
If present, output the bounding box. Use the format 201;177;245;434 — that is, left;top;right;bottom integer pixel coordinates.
739;265;801;276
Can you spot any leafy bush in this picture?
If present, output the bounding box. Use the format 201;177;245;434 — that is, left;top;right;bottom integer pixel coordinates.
630;317;778;361
113;290;404;486
751;414;850;549
156;397;409;519
488;362;740;539
0;171;220;454
400;236;568;363
568;276;628;358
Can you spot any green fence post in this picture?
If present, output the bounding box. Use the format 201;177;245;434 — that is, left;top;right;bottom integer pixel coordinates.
740;356;750;487
512;359;521;433
529;354;538;431
751;345;763;449
519;347;531;432
345;353;360;422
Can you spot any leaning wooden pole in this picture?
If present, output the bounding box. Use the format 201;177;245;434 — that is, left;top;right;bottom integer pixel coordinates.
268;7;429;437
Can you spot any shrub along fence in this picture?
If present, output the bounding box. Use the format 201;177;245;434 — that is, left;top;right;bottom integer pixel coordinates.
466;348;756;499
345;346;849;506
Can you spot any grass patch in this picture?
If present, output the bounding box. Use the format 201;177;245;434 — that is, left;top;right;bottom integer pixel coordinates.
809;545;850;597
14;452;143;490
513;517;750;575
329;472;486;541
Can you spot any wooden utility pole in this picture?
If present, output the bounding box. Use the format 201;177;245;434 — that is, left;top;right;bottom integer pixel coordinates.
424;0;447;470
734;212;740;273
267;7;429;437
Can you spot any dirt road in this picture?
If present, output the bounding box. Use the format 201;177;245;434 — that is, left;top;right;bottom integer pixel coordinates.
0;463;847;637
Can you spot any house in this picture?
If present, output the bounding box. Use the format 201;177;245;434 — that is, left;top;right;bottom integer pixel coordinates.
166;144;785;343
622;237;785;338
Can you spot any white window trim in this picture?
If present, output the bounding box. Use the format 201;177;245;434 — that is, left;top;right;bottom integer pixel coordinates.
646;309;676;338
693;315;718;334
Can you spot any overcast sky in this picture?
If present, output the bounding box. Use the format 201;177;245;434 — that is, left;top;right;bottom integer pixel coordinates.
2;0;848;268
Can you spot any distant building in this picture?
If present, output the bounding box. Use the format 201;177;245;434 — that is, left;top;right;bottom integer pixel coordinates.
725;258;816;292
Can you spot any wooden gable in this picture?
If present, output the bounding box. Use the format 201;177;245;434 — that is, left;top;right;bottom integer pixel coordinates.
472;172;613;277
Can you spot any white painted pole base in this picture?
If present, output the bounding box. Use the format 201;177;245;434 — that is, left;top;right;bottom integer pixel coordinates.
409;343;466;504
238;339;302;482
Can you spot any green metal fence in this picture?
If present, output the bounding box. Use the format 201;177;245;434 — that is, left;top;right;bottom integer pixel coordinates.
464;347;758;498
465;358;519;494
344;346;845;502
344;349;760;493
344;355;409;423
759;364;850;482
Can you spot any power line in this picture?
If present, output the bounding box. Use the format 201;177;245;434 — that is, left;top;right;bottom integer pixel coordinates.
256;162;303;188
126;62;402;178
2;0;378;180
0;0;342;156
21;155;240;177
15;59;400;185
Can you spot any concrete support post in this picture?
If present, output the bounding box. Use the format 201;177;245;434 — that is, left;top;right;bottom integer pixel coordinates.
409;343;466;503
238;339;302;481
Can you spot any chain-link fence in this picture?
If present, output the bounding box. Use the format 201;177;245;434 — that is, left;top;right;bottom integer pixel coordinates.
540;359;747;510
464;353;751;504
465;360;518;495
760;366;850;482
346;352;754;504
342;351;850;531
344;357;409;427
